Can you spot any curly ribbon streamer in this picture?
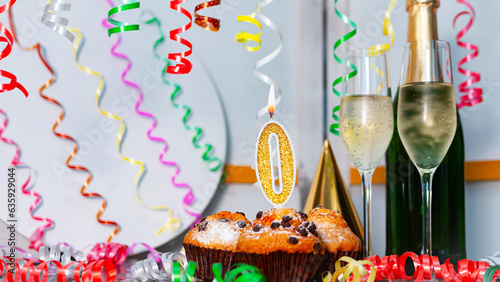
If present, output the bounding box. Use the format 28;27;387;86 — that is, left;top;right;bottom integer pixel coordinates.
327;256;376;282
0;1;29;97
167;0;193;74
0;110;45;250
170;261;264;282
254;0;284;120
104;13;199;229
8;7;56;251
69;27;177;232
234;0;283;119
484;266;500;282
41;0;75;42
103;17;185;233
39;245;86;278
453;0;482;109
51;27;121;243
364;252;496;281
86;243;127;265
234;1;262;52
481;251;500;266
329;0;357;137
366;0;397;94
131;252;186;281
194;0;220;32
107;0;140;36
142;11;223;172
0;256;117;282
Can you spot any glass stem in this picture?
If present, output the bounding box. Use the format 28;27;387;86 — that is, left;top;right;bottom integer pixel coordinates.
420;169;435;256
361;170;374;257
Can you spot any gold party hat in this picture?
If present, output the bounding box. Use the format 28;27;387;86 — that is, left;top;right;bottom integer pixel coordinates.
304;139;364;241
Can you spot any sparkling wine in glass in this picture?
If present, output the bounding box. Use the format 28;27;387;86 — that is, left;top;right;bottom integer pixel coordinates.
340;49;394;257
397;40;457;256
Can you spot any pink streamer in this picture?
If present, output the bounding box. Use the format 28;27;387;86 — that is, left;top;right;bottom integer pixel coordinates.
453;0;482;109
86;243;127;265
101;9;200;224
0;109;53;250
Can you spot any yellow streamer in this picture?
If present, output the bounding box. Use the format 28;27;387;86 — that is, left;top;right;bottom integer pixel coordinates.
367;0;397;94
233;1;262;52
322;256;376;282
67;28;178;232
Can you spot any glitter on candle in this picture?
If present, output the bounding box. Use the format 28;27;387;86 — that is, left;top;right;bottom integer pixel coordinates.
256;122;295;206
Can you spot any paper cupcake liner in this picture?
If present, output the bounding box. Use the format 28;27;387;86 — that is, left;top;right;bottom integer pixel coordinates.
183;244;235;281
238;251;323;282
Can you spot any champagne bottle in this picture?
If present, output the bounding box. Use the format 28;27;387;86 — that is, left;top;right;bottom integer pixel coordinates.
385;0;466;264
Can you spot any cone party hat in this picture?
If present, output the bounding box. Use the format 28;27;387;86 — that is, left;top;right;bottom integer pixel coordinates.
303;139;364;241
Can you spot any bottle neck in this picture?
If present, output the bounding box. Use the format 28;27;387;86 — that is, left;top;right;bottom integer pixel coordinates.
407;2;438;42
405;1;440;83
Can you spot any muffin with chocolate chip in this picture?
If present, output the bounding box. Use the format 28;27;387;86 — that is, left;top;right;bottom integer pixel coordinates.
236;208;325;282
183;211;251;281
307;206;362;274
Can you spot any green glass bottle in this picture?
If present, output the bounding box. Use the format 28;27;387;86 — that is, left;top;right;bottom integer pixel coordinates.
385;0;466;264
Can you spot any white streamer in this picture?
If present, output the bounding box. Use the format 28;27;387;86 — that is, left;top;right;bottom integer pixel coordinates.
480;251;500;266
41;0;75;42
131;252;187;281
253;0;283;120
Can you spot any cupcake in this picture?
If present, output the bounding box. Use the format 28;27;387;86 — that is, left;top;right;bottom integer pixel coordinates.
237;208;325;282
183;211;251;281
307;206;362;274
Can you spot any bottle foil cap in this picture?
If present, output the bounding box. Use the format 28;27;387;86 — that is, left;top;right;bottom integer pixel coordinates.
406;0;439;10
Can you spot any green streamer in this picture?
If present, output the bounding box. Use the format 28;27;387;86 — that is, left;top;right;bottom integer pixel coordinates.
223;263;265;282
141;11;223;172
330;0;357;136
173;261;265;282
483;265;500;282
108;1;140;36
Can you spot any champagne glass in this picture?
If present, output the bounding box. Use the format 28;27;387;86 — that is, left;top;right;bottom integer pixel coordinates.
340;49;394;257
397;40;457;256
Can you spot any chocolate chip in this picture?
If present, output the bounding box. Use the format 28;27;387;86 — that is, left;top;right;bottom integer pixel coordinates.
307;222;317;233
236;211;246;217
314;242;321;252
282;215;292;222
256;211;263;219
315;205;323;208
298;211;308;219
219;218;229;222
237;220;247;228
301;221;310;228
200;217;206;222
281;221;291;228
333;210;340;213
270;221;280;229
198;221;208;231
288;236;299;245
253;224;262;232
193;223;199;228
297;225;308;236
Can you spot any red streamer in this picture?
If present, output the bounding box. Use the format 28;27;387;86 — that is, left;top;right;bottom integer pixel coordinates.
453;0;482;109
0;0;28;97
365;252;499;281
0;257;117;282
194;0;221;32
8;8;55;250
167;0;193;74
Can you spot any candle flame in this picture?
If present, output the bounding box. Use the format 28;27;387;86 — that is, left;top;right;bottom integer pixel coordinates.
268;85;275;119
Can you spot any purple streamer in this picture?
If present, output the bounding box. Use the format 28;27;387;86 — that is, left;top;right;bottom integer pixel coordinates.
101;15;201;225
